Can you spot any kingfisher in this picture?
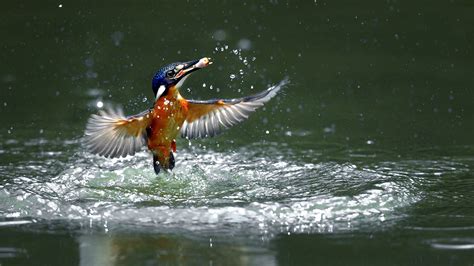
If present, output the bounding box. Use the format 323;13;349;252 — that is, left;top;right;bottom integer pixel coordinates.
84;57;287;174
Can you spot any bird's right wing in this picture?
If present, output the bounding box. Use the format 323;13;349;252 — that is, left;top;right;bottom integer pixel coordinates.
180;78;288;139
84;108;153;158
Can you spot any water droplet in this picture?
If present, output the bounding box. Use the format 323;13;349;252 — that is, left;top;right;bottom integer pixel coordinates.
237;38;252;50
323;124;336;134
84;57;94;68
142;97;147;102
96;101;104;108
213;30;227;41
202;83;206;87
265;130;270;134
366;140;374;145
86;70;98;79
58;4;63;8
110;31;124;47
229;74;236;80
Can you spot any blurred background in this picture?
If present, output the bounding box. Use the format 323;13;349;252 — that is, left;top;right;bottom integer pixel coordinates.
1;0;474;265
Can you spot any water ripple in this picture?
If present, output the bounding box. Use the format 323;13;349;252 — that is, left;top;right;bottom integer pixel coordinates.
427;238;474;250
0;139;472;237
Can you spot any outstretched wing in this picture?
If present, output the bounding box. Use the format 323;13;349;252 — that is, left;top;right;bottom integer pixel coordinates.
84;107;153;158
181;78;288;139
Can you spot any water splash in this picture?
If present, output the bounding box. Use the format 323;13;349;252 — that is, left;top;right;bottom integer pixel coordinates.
2;137;470;238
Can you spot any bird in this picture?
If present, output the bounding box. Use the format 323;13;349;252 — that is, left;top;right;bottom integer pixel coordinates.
84;57;287;174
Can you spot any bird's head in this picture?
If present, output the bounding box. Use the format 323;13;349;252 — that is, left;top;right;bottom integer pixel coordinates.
152;57;212;99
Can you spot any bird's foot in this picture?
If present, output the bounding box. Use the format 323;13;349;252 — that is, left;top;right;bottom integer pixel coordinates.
169;152;175;170
153;155;160;175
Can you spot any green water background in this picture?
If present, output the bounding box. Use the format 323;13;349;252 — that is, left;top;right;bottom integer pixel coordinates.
1;0;474;265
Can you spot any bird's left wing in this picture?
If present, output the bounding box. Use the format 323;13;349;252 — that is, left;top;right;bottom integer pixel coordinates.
84;108;153;158
181;79;288;139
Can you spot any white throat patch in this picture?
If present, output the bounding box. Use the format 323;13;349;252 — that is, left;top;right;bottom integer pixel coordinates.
156;85;166;100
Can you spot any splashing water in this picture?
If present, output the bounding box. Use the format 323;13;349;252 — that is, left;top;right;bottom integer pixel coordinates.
211;43;258;90
1;136;470;239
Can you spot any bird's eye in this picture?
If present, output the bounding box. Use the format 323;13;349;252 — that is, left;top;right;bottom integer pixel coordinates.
166;70;174;78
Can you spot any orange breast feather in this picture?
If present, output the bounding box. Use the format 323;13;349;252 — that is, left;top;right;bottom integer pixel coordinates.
148;93;188;150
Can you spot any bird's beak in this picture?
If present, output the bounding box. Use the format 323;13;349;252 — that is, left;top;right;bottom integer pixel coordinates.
174;57;212;80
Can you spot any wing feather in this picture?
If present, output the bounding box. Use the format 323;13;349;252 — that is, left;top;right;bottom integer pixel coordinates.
181;78;288;139
84;107;153;158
